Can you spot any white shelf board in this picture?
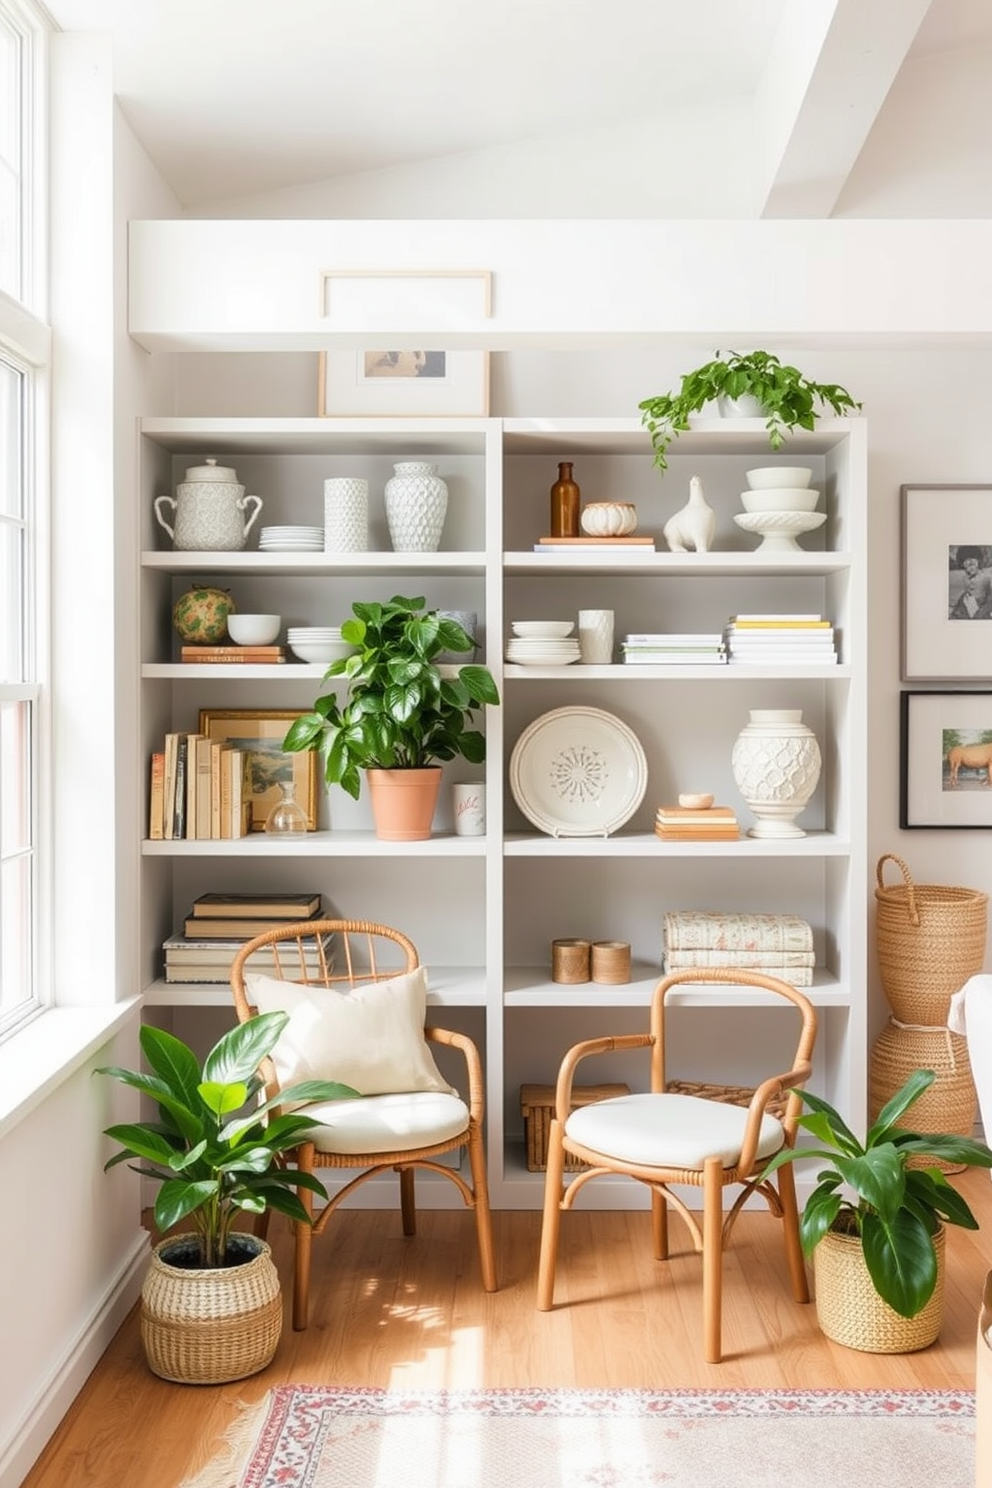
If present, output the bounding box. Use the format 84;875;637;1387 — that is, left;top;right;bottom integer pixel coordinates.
142;831;490;857
502;830;850;857
503;662;852;680
501;415;858;459
503;965;850;1007
143;964;487;1007
142;550;486;575
504;550;851;577
140;415;493;455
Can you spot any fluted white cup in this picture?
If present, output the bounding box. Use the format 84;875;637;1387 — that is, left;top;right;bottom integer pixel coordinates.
324;477;369;552
578;609;615;664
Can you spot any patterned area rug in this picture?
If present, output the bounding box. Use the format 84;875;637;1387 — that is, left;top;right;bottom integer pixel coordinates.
180;1385;975;1488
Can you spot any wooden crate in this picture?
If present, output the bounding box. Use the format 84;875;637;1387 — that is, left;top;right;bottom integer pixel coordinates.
520;1082;631;1171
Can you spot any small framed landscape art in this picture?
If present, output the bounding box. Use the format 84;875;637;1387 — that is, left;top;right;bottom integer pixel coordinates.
901;484;992;680
198;709;318;831
317;348;490;417
900;690;992;828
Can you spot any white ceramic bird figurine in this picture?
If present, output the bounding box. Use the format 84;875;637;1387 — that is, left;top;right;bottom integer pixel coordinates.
663;475;716;553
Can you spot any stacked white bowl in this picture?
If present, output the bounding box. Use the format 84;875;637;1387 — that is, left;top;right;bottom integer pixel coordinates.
287;626;356;664
506;620;581;667
739;467;818;513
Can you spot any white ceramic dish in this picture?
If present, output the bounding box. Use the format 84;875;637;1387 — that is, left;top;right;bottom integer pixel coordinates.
734;510;827;552
511;620;575;638
509;705;648;836
679;792;715;809
739;488;820;514
226;613;281;645
289;640;356;664
745;467;813;490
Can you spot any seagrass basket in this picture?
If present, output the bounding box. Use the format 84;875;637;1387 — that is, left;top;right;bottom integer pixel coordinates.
140;1234;283;1384
875;853;988;1024
813;1224;945;1353
869;1017;976;1171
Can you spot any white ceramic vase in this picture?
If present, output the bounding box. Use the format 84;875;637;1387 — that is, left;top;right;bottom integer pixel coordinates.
731;708;822;839
324;477;368;552
384;462;448;552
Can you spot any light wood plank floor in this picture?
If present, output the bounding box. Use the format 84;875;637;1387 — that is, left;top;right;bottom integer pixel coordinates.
23;1171;992;1487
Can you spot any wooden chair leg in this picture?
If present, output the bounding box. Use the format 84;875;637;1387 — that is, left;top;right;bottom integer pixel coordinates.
702;1156;724;1364
399;1165;416;1235
537;1119;567;1311
293;1142;316;1332
777;1160;811;1303
465;1125;498;1291
651;1187;669;1260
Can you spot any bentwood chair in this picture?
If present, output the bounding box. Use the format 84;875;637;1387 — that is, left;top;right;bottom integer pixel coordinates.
230;918;497;1329
536;966;818;1362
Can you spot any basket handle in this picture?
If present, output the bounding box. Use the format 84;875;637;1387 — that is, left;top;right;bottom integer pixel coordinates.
876;852;920;925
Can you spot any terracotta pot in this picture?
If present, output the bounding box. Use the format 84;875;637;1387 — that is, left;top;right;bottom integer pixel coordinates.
366;767;442;841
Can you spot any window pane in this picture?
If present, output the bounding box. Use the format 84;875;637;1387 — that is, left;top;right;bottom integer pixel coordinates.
0;523;22;681
0;697;29;854
0;854;31;1018
0;17;20;300
0;356;22;517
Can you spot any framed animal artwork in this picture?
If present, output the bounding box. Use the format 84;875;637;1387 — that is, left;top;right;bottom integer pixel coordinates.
900;690;992;828
901;484;992;680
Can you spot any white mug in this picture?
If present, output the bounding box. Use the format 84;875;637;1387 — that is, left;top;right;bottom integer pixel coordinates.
578;609;615;664
452;782;486;836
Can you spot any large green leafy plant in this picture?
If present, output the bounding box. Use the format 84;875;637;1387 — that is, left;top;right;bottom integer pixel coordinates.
639;349;861;471
282;594;500;800
763;1069;992;1318
98;1017;358;1266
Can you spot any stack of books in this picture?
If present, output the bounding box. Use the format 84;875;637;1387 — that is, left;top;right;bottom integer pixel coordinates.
663;911;815;987
148;732;253;841
655;804;740;841
622;633;727;665
180;644;286;665
724;614;837;665
534;535;656;553
164;891;326;982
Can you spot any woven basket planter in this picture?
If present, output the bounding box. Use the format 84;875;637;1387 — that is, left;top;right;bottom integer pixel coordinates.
140;1233;282;1384
869;1017;976;1170
813;1224;945;1353
875;853;988;1024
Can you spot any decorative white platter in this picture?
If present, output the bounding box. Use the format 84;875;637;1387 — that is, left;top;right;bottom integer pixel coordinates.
509;705;648;837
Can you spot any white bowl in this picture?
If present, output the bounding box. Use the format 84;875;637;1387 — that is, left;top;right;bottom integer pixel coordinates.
746;467;813;490
511;620;575;638
289;639;356;665
739;487;820;513
226;613;281;645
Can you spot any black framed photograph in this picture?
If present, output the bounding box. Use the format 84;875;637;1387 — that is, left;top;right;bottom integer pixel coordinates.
901;484;992;680
900;690;992;828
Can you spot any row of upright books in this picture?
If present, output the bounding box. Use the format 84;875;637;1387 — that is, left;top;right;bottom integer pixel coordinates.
663;910;815;987
723;614;838;665
149;732;253;840
163;890;326;982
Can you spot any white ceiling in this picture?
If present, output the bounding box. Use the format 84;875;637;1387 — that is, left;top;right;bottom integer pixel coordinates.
40;0;992;214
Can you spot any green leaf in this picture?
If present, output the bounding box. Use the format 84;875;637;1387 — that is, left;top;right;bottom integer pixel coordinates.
154;1178;219;1234
202;1011;289;1086
861;1209;937;1317
198;1079;249;1117
139;1024;202;1108
868;1068;935;1142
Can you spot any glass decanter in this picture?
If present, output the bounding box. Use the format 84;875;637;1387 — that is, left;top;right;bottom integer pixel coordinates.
263;779;308;834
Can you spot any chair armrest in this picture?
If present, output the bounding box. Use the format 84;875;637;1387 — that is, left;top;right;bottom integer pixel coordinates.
739;1061;814;1172
427;1026;486;1123
554;1033;653;1123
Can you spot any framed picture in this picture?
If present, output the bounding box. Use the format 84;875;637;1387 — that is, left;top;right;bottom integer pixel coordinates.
198;709;319;832
317;348;490;417
900;690;992;828
901;484;992;679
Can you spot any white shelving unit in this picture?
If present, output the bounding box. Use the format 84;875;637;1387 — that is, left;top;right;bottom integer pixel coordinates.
137;413;867;1210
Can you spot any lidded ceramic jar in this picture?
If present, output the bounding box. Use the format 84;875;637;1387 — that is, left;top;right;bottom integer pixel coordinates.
731;708;822;839
154;458;263;551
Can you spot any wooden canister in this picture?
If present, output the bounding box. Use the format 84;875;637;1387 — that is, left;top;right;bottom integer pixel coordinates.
551;939;591;983
591;940;631;984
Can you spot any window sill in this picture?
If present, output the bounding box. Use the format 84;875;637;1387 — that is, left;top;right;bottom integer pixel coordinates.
0;1000;140;1139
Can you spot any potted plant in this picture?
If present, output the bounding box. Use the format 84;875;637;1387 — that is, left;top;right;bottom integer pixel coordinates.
638;349;861;471
97;1015;358;1382
763;1068;992;1352
282;594;500;841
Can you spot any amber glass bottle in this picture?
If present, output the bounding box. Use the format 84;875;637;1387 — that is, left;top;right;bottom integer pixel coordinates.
550;461;580;538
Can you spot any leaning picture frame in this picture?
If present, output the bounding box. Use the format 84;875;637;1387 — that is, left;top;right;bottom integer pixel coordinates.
317;348;490;417
901;483;992;680
899;690;992;829
198;709;318;832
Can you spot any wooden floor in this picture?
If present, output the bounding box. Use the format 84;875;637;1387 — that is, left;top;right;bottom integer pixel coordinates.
23;1170;992;1487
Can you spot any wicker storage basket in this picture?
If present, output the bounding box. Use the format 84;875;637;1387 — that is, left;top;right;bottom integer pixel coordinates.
520;1083;630;1171
813;1223;945;1353
875;853;988;1023
869;1017;976;1170
140;1234;283;1384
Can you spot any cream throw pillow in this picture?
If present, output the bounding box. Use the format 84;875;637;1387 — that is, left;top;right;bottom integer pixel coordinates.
244;964;455;1097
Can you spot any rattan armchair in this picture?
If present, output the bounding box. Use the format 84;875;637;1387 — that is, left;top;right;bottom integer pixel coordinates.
536;966;818;1363
230;918;496;1329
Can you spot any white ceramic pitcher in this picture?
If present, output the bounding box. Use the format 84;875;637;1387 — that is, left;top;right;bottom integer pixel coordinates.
154;458;263;551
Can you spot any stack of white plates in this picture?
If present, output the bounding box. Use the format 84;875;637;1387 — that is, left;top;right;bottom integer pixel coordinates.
259;525;324;551
506;637;581;667
286;625;355;663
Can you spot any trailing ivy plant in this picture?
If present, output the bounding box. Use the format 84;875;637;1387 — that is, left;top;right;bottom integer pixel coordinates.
639;349;861;471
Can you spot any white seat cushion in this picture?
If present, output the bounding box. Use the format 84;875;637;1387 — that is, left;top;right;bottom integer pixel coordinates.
297;1090;470;1155
565;1092;785;1170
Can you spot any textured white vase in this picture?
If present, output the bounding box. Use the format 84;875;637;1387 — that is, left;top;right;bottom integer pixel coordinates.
324;477;368;552
384;462;448;552
731;708;822;839
577;609;615;664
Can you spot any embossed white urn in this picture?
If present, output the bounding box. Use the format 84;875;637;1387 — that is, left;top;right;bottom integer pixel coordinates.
384;461;448;552
730;708;822;839
154;458;263;552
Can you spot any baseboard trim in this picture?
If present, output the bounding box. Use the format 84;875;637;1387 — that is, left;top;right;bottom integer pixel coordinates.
0;1231;148;1488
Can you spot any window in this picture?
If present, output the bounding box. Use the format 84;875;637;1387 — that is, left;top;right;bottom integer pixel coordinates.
0;0;47;1036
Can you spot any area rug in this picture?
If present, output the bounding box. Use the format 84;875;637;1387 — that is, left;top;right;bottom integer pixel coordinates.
179;1385;975;1488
